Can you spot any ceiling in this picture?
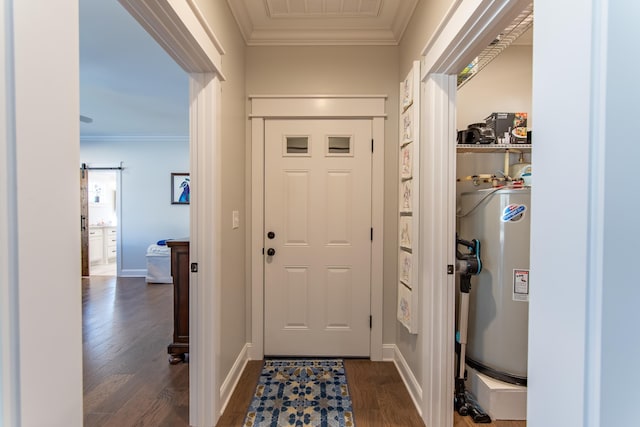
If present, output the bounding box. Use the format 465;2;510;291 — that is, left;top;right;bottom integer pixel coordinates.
79;0;530;139
227;0;420;45
79;0;189;139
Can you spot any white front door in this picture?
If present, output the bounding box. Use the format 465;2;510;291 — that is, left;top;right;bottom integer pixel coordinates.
264;119;372;357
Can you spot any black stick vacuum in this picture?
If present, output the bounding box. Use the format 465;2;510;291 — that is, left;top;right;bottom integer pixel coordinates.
455;234;491;423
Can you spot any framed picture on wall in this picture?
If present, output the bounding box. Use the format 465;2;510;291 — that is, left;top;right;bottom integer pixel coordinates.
171;173;190;205
400;179;413;213
400;144;413;179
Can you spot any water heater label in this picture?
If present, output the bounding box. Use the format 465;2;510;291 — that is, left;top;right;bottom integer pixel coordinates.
513;269;530;302
501;203;527;222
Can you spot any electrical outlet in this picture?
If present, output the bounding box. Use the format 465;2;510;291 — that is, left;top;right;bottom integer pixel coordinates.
232;210;239;229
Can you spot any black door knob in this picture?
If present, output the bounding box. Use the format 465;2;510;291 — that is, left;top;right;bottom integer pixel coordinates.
266;248;276;256
267;231;275;239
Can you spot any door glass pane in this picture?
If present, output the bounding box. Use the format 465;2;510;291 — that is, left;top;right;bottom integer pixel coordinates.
328;136;351;155
286;136;308;154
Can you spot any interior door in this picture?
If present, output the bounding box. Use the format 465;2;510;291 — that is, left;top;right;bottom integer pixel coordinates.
80;168;89;276
264;119;372;357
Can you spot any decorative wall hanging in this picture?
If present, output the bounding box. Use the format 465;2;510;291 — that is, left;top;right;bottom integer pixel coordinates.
171;173;190;205
397;61;421;334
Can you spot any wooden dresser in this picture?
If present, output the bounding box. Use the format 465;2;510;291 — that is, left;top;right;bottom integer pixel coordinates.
166;239;189;364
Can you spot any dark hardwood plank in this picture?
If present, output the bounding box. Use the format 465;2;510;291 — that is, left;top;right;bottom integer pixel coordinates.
83;276;189;426
83;276;525;427
216;360;263;427
454;412;527;427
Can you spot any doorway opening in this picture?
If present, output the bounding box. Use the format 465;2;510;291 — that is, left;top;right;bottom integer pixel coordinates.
87;170;118;276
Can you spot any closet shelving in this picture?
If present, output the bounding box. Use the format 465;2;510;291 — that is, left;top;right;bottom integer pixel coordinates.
456;144;532;153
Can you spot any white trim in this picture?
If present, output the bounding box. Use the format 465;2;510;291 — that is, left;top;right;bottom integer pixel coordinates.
249;94;388;99
189;73;223;425
226;0;419;46
250;117;265;360
370;116;384;361
250;95;387;119
119;269;147;277
421;0;531;79
584;1;607;425
418;1;531;425
1;0;19;423
118;0;226;79
419;73;457;427
250;95;385;361
386;345;423;417
382;344;396;361
219;343;250;415
80;135;189;143
115;171;123;279
184;0;225;55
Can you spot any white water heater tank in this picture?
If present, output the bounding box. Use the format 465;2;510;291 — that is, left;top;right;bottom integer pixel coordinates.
458;188;530;384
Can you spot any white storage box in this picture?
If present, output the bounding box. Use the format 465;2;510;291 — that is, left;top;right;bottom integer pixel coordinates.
145;244;172;284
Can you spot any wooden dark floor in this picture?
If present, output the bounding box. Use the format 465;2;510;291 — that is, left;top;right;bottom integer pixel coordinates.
83;276;189;426
83;276;525;426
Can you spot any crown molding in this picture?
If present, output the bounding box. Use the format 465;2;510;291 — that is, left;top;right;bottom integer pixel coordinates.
226;0;418;46
246;28;399;46
80;135;189;143
118;0;226;78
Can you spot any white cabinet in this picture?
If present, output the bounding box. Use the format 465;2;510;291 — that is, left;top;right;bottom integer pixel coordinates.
89;226;116;264
105;227;117;262
89;227;104;264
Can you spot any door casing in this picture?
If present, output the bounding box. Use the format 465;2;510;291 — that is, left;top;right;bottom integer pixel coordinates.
250;95;386;361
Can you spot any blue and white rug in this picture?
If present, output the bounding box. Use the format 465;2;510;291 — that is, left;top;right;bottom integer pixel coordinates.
243;359;355;427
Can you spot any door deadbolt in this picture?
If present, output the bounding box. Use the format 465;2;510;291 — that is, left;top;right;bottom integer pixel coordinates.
267;231;275;239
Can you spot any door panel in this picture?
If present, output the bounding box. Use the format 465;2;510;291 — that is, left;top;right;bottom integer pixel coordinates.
264;119;372;357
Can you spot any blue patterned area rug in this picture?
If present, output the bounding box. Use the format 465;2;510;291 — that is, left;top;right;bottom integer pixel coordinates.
243;359;355;427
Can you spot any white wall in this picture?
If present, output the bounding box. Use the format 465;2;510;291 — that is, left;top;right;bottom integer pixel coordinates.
81;138;189;273
190;0;248;384
599;2;640;424
397;0;455;395
528;0;623;425
8;0;83;425
246;45;400;348
457;44;533;130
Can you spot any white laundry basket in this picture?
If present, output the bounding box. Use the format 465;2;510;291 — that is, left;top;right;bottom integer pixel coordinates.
145;244;172;284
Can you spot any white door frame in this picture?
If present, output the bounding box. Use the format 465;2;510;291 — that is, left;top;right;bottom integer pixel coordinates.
118;1;225;425
249;95;386;361
417;0;531;425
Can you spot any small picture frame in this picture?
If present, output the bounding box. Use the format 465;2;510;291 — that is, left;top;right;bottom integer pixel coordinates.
401;69;414;111
399;216;412;249
397;282;412;329
401;105;413;144
399;250;412;286
171;173;190;205
401;144;413;179
400;179;413;213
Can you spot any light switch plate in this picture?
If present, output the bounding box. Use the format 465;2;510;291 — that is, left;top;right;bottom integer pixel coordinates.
232;210;239;229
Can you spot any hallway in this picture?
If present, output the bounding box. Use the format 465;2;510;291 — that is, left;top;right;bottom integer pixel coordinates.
82;276;525;426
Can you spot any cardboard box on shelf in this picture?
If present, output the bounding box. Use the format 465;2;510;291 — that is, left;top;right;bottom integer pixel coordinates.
485;112;528;143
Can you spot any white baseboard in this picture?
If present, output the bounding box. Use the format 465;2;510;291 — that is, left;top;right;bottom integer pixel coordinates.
247;342;262;361
386;344;423;417
119;268;146;277
382;344;396;361
219;343;250;416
